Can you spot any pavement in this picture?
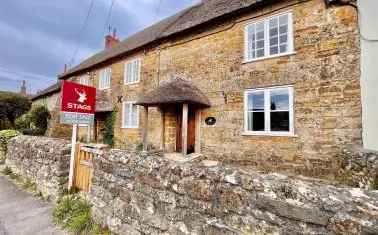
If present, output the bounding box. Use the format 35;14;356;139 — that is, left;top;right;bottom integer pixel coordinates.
0;175;65;235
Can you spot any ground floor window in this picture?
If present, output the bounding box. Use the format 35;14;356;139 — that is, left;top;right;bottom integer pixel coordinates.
244;86;294;136
122;102;139;128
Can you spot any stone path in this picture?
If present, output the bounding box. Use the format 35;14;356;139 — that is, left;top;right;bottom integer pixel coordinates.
0;175;65;235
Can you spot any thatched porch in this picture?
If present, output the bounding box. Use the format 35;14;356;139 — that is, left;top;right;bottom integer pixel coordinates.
136;78;211;155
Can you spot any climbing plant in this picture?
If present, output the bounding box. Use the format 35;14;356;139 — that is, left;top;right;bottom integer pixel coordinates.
103;109;117;147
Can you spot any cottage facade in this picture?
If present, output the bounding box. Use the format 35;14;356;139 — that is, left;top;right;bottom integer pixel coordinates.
59;0;361;178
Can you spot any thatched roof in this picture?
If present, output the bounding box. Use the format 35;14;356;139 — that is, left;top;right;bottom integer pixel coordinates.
59;0;272;80
136;78;211;107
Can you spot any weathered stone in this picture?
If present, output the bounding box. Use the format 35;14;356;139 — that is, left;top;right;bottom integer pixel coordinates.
89;150;378;235
5;135;70;200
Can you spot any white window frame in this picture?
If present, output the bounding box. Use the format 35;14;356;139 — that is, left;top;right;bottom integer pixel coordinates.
99;67;111;90
79;74;90;86
243;86;294;136
124;58;141;85
244;11;295;63
122;101;139;129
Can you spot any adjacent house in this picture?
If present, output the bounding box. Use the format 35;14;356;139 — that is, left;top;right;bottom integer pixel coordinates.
56;0;363;178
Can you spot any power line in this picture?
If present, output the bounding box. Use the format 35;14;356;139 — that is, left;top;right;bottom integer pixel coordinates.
154;0;163;21
68;0;95;67
0;67;51;82
103;0;116;36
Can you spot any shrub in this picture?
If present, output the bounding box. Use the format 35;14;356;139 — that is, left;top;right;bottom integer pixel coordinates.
1;166;12;175
29;105;51;135
0;129;21;153
15;113;31;131
16;105;51;136
103;109;116;146
0;91;31;130
53;195;109;234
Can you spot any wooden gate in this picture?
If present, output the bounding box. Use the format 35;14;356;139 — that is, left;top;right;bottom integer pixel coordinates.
73;144;95;192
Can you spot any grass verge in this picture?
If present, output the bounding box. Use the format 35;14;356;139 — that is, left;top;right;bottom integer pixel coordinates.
53;195;110;235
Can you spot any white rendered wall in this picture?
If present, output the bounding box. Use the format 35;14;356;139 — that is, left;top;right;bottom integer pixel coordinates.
358;0;378;150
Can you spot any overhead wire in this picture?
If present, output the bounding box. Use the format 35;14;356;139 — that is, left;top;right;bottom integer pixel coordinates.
67;0;95;67
103;0;116;36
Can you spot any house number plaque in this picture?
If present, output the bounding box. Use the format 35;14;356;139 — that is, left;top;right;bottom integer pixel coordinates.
205;117;216;126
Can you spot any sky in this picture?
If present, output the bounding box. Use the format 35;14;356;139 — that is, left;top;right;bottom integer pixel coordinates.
0;0;199;94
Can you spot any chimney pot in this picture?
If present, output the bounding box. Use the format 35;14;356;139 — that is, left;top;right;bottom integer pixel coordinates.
105;28;120;49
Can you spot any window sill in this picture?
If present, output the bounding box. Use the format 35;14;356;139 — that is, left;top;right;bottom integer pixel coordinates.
241;131;297;137
124;81;140;86
121;126;139;129
98;87;110;91
243;51;296;64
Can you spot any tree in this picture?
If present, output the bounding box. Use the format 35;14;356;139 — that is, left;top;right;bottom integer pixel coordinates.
0;92;31;130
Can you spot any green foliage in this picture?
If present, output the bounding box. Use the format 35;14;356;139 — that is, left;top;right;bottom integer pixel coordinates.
53;195;110;235
103;109;116;146
15;113;31;130
371;174;378;190
15;105;51;136
0;129;21;152
1;166;12;175
0;92;31;130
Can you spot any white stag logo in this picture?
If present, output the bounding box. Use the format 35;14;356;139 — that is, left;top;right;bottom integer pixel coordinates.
75;88;87;103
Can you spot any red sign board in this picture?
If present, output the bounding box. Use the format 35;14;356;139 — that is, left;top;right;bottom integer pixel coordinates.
61;81;96;114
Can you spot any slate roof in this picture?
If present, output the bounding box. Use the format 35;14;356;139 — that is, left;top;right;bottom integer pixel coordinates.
136;77;211;107
31;81;61;101
59;0;272;79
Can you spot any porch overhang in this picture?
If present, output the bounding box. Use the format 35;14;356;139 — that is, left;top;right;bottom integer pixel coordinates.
135;77;211;108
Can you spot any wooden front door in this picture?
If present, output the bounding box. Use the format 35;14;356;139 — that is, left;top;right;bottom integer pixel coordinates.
176;105;196;154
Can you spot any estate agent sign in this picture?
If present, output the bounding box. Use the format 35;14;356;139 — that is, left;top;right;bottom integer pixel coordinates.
60;80;96;124
60;80;96;189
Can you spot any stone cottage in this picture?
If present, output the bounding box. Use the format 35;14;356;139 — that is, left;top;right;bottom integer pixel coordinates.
57;0;362;178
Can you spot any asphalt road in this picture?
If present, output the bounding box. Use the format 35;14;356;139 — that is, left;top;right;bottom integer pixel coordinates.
0;175;65;235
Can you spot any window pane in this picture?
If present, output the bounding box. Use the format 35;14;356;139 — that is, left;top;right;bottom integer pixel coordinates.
256;40;264;49
270;111;289;131
247;112;252;130
131;104;138;126
124;104;130;126
279;25;288;34
248;91;264;111
247;25;255;59
280;44;287;53
256;49;264;58
269;18;278;28
270;89;289;110
279;14;288;25
252;112;265;131
257;31;264;40
256;22;264;32
270;46;278;55
270;36;278;46
280;34;287;43
269;27;278;36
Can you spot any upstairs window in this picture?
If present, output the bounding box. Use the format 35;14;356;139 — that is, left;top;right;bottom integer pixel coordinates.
244;86;294;136
79;75;90;86
99;67;111;90
124;58;141;85
122;102;139;128
245;12;294;61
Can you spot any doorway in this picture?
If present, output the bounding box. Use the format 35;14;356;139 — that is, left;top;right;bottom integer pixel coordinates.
176;105;196;154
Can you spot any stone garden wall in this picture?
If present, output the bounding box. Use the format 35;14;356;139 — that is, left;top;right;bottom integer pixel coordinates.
89;150;378;235
5;135;71;200
339;147;378;190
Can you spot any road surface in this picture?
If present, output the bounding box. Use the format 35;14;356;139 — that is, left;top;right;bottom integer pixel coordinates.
0;175;65;235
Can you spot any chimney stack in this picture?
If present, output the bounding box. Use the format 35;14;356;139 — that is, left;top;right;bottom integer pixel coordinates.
105;27;120;49
20;80;27;96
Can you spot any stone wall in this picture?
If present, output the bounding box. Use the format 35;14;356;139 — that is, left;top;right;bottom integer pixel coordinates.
5;135;71;200
89;150;378;235
339;147;378;189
